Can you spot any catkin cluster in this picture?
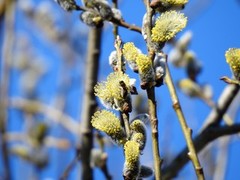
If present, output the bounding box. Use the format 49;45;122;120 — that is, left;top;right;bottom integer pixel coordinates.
91;0;189;179
225;48;240;80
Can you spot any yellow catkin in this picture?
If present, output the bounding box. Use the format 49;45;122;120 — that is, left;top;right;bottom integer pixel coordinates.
124;141;140;169
161;0;188;6
94;72;131;103
135;54;152;74
122;42;141;62
151;10;187;43
130;119;146;135
131;132;146;151
225;48;240;80
106;72;130;100
91;110;126;144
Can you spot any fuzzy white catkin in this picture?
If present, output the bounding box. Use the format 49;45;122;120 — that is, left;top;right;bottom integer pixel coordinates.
109;50;118;68
111;8;122;20
54;0;78;11
154;53;166;79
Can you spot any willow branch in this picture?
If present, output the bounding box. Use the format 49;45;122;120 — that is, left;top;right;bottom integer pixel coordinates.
145;0;162;179
163;124;240;179
114;35;124;72
165;60;204;179
146;88;162;180
143;1;162;179
80;28;102;180
110;17;142;33
8;97;80;135
60;153;81;180
162;84;240;179
77;5;141;33
112;0;119;37
220;76;240;86
0;1;15;179
201;84;240;129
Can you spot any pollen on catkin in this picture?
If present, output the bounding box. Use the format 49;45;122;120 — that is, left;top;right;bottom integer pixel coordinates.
135;54;152;74
130;119;147;151
131;133;146;151
135;54;155;87
225;48;240;80
124;141;140;170
130;119;146;135
106;72;131;100
161;0;188;6
123;42;141;62
94;72;131;110
91;110;126;144
151;10;187;43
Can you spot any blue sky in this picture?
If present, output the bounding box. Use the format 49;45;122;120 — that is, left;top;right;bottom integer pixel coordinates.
1;0;240;179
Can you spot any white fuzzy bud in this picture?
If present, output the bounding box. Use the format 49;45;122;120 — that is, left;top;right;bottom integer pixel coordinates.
154;53;166;86
90;148;107;168
111;8;122;20
185;51;202;81
96;1;113;20
139;165;153;178
109;50;118;70
54;0;79;11
80;11;103;27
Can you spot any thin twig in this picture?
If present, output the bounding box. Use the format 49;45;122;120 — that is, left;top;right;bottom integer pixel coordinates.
220;76;240;85
162;124;240;180
110;18;142;34
112;0;119;38
162;84;240;179
60;152;81;180
146;88;162;180
201;84;240;129
114;35;124;72
78;5;141;33
80;28;102;180
164;59;205;180
100;162;112;180
200;94;240;137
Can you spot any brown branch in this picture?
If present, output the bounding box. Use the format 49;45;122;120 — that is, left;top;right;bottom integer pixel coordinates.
80;28;102;180
163;124;240;180
60;153;81;180
165;59;204;179
0;1;15;179
112;0;119;37
142;0;162;179
147;88;162;180
220;76;240;86
201;84;240;129
162;84;240;179
78;5;142;33
110;18;142;33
